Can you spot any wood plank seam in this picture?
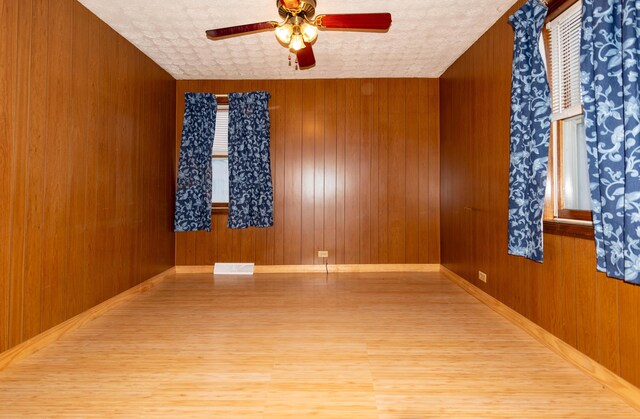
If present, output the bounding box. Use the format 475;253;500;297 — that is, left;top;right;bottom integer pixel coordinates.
0;267;175;372
440;265;640;412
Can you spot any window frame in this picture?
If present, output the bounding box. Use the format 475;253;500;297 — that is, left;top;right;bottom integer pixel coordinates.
546;0;579;22
542;0;594;238
211;95;229;213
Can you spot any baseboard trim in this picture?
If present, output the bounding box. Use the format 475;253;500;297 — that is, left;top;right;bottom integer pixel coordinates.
0;267;176;372
255;264;439;273
175;265;213;274
176;264;439;274
440;266;640;412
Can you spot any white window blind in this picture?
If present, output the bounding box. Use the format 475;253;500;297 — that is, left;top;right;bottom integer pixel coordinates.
547;1;582;120
213;105;229;156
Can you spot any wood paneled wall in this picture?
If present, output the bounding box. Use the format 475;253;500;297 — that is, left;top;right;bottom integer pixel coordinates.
175;79;440;266
440;1;640;388
0;0;176;353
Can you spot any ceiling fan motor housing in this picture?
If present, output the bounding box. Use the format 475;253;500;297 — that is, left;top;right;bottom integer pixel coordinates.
277;0;316;20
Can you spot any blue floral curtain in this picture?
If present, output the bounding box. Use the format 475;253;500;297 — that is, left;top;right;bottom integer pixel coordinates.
507;0;552;262
581;0;640;285
174;93;217;232
228;91;274;228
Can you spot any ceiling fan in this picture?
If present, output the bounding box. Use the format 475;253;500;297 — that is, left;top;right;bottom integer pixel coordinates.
205;0;392;70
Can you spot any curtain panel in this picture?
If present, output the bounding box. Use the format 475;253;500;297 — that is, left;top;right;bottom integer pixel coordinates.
228;91;274;229
581;0;640;284
174;93;217;232
507;0;552;263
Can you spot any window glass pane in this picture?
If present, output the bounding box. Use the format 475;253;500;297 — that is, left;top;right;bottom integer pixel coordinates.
212;157;229;203
562;115;592;211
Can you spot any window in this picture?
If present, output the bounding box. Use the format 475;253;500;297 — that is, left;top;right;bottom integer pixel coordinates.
212;98;229;211
544;0;592;223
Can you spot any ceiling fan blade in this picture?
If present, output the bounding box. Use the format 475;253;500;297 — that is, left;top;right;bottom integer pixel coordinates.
315;13;392;31
206;21;278;40
296;43;316;70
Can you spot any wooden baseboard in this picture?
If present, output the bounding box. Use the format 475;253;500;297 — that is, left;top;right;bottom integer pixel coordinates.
255;264;439;273
0;267;176;372
175;265;214;274
175;264;439;274
440;266;640;412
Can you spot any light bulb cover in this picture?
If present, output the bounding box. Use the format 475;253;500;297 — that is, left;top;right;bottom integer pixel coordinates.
289;32;306;51
300;22;318;43
275;24;293;44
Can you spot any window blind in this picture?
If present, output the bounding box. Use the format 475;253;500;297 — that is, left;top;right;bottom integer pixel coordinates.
547;1;582;119
213;105;229;156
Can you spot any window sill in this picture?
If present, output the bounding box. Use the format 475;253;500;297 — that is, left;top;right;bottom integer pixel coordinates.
212;204;228;214
543;218;594;240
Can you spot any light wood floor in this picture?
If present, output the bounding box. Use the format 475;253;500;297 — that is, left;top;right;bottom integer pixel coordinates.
0;272;638;418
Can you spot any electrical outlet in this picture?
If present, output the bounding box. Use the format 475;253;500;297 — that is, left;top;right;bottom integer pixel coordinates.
478;271;487;283
318;250;329;258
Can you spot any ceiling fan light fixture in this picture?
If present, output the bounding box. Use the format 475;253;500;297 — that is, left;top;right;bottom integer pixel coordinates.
300;22;318;43
289;32;306;51
275;23;293;44
206;0;392;70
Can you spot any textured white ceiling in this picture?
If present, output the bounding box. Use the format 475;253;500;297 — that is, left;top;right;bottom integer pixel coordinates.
77;0;518;80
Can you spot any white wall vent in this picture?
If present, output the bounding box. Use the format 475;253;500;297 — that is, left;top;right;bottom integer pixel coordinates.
213;263;254;275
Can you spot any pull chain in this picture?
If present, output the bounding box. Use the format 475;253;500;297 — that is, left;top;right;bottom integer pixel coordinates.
287;53;299;71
